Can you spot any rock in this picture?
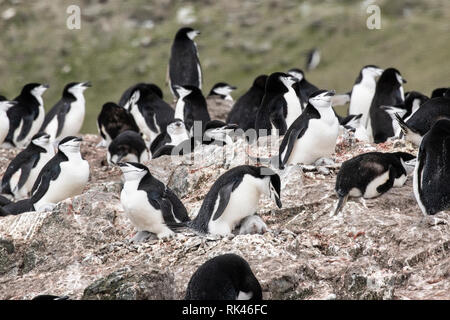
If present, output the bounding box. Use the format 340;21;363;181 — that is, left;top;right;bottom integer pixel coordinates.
82;266;175;300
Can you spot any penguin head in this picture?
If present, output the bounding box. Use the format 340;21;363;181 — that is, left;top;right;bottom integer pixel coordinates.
287;68;305;82
118;162;148;181
65;81;91;97
252;74;268;90
258;167;282;208
266;72;294;93
176;27;200;41
173;85;193;99
58;136;82;155
380;68;407;87
0;100;16;112
308;90;335;109
31;132;51;148
393;152;416;174
167;118;188;136
404;91;429;111
22;83;49;98
361;65;383;79
208;82;236;100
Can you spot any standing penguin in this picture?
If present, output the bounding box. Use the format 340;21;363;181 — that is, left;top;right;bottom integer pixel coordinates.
97;102;139;147
1;133;55;200
150;118;190;156
255;72;300;137
226;75;267;131
118;162;190;241
287;68;319;108
0;100;16;145
206;82;237;122
395;92;450;145
277;90;339;167
334;151;415;215
107;131;149;165
180;165;281;236
305;48;321;71
0;136;90;215
40;82;91;141
185;253;262;300
413;119;450;216
168;27;202;98
369;68;407;143
124;83;175;143
173;85;210;134
348;65;384;128
5;83;49;148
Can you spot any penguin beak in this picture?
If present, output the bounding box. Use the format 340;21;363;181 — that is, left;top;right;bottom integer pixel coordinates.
229;86;237;90
325;90;336;97
73;137;83;142
82;81;92;88
402;78;407;84
42;84;50;89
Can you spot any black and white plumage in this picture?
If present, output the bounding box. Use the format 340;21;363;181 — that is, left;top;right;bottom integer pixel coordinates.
278;90;339;167
0;100;16;145
413;119;450;216
107;130;149;165
150;118;190;156
168;27;202;98
337;113;370;142
395;93;450;146
348;65;383;129
123;83;175;143
118;83;163;107
1;136;90;215
97;102;139;147
334;151;415;215
255;72;301;137
287;68;319;109
1;133;54;200
118;162;190;240
369;68;407;143
40;82;91;141
5;83;49;148
206;82;237;122
305;48;321;71
185;253;262;300
184;165;281;236
430;87;450;99
226;74;267;131
207;82;236;101
173;85;210;134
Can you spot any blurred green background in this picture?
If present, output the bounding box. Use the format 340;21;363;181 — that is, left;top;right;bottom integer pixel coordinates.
0;0;448;133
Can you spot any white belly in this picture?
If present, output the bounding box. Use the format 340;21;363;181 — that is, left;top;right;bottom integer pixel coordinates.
130;107;152;142
45;116;59;141
349;85;375;128
34;158;89;207
286;118;338;165
120;182;172;236
363;170;390;198
208;176;262;236
284;89;302;129
57;100;85;139
0;113;9;144
174;99;185;120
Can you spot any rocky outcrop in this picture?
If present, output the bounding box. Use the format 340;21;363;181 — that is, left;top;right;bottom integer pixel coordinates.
0;134;448;300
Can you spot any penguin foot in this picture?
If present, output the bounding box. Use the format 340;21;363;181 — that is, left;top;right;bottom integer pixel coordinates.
130;231;153;243
236;215;268;235
157;229;176;240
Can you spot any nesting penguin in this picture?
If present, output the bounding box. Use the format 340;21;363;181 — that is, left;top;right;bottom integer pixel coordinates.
123;83;175;143
173;85;210;134
206;82;237;122
150;118;190;156
107;130;149;165
97;102;139;146
413;119;450;216
255;72;300;137
40;82;91;141
185;253;262;300
118;162;190;240
334;151;415;215
168;27;202;98
226;74;267;131
0;136;90;215
1;133;55;200
348;65;384;128
0;100;16;145
5;83;49;148
181;165;281;236
369;68;407;143
277;90;339;167
395;91;450;145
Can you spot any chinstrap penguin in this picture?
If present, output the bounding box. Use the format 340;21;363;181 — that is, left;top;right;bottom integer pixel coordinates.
185;253;262;300
107;130;149;165
0;100;16;145
173;85;210;134
206;82;237;122
305;48;321;71
119;83;163;108
150;118;190;156
287;68;318;109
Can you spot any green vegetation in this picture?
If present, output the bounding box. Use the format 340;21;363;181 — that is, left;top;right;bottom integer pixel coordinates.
0;0;448;133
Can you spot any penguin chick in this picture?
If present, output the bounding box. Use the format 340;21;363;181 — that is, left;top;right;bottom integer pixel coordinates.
334;151;415;215
184;253;262;300
118;162;190;240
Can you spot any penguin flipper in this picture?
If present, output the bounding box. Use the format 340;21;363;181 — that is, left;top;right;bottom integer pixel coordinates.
16;154;38;191
212;177;243;221
280;127;306;168
164;188;190;222
17;114;33;142
30;158;61;203
376;165;396;195
56;101;71;137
